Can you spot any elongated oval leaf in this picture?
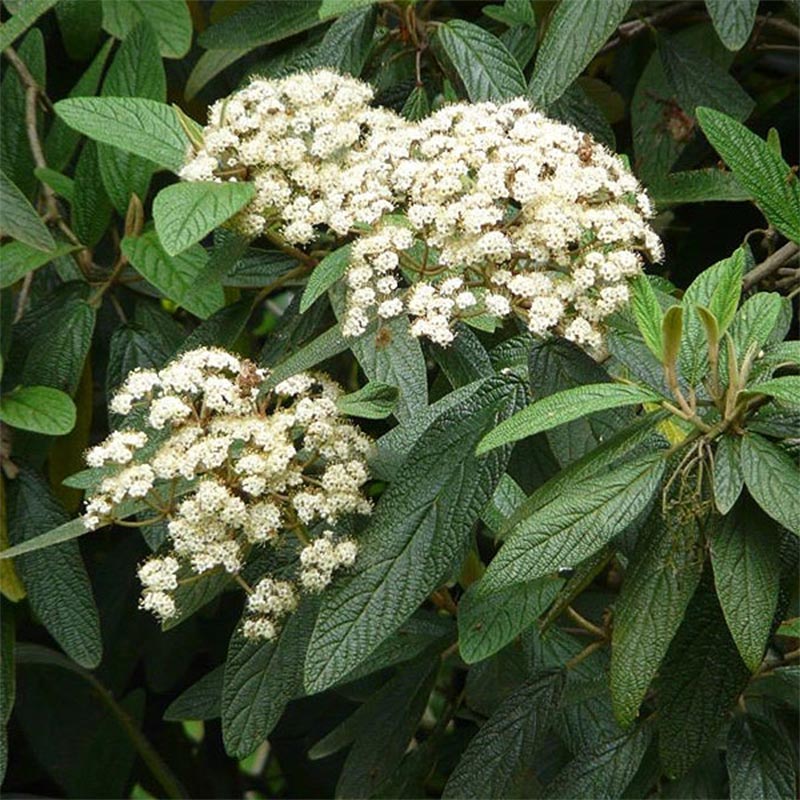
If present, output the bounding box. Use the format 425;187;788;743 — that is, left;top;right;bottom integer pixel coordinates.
746;375;800;406
53;97;190;173
477;384;662;454
0;169;54;251
300;244;351;312
0;386;76;435
697;107;800;243
153;182;255;256
436;19;526;102
480;451;666;593
0;241;80;290
304;377;525;693
529;0;631;107
713;434;744;514
706;0;758;51
740;433;800;536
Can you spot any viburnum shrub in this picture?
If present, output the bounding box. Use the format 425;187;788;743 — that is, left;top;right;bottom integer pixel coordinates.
0;2;798;799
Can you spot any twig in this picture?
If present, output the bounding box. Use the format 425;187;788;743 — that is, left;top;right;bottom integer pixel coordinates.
13;272;34;323
743;241;800;290
599;2;693;54
566;606;605;639
755;15;800;41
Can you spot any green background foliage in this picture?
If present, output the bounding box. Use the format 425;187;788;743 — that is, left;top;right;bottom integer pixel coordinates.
0;1;798;798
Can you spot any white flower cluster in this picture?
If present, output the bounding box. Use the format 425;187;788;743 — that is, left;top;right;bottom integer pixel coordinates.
83;348;370;639
182;70;662;351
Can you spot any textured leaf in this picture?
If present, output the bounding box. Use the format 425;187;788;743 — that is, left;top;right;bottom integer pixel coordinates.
336;382;398;420
458;576;562;663
529;0;631;107
658;35;754;121
176;298;254;355
657;576;751;778
153;182;255;256
185;48;249;101
222;597;318;757
98;22;165;214
0;386;75;435
0;168;54;251
697;107;800;242
706;0;759;50
198;1;323;50
54;97;190;173
544;725;651;799
727;714;798;800
443;672;565;799
740;433;800;536
300;245;351;312
101;0;192;58
401;85;430;122
121;231;225;319
305;377;525;692
71;141;112;248
264;323;351;386
54;0;102;61
8;470;102;668
163;666;223;721
711;496;780;672
529;337;634;467
630;275;665;360
477;384;662;454
313;6;376;76
0;241;79;289
713;434;744;514
106;325;172;400
436;19;526;102
480;451;665;591
610;502;706;726
747;376;800;406
649;169;749;205
0;0;57;52
336;656;437;798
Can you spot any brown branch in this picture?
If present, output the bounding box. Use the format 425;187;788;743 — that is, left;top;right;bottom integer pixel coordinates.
743;241;800;291
599;2;694;54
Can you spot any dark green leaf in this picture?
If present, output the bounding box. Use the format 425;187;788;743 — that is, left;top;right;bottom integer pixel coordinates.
547;81;616;149
443;672;565;799
71;141;112;248
163;666;223;721
305;377;525;692
436;19;526;102
529;0;631;107
0;168;54;251
650;169;749;205
740;433;800;537
705;0;758;51
747;376;800;405
0;0;57;52
8;470;102;668
401;85;430;122
711;495;781;672
0;241;79;289
630;276;665;360
313;6;376;76
336;382;398;420
713;435;744;514
300;245;351;312
101;0;192;58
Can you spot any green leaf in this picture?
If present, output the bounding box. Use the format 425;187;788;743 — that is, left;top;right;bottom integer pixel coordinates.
313;6;376;76
529;338;634;467
529;0;631;107
71;140;113;248
711;496;781;672
336;382;398;420
300;245;351;313
0;0;57;52
176;298;254;355
727;714;798;800
98;22;165;214
436;19;526;102
153;182;255;256
658;35;754;121
657;576;751;778
458;576;562;664
747;376;800;405
705;0;758;51
697;107;800;242
544;725;652;799
222;597;318;758
0;241;78;290
198;1;324;50
547;81;616;149
650;169;749;205
163;667;223;721
480;451;665;592
0;386;76;435
305;377;525;693
0;169;54;251
610;502;706;727
480;473;525;537
54;0;102;61
477;384;662;455
728;292;786;368
740;433;800;537
443;672;565;799
8;470;102;668
185;48;249;101
263;323;351;386
630;275;665;360
121;231;225;319
101;0;192;58
53;97;190;173
336;656;438;798
713;435;744;514
401;85;430;122
680;247;746;385
33;168;74;203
